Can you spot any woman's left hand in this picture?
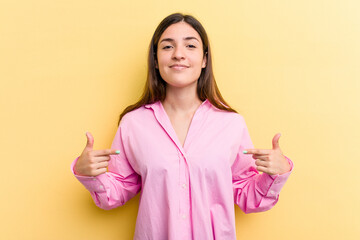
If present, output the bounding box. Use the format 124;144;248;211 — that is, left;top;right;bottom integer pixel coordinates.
243;133;291;175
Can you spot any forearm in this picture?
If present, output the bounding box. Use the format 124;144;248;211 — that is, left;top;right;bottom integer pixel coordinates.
234;157;293;213
71;157;141;210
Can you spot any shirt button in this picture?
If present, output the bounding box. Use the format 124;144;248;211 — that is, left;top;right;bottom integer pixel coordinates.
182;214;186;219
274;180;281;184
99;185;104;190
92;178;97;181
182;184;186;189
269;190;275;196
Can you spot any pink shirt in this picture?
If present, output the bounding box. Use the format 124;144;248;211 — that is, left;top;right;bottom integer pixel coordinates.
71;99;293;240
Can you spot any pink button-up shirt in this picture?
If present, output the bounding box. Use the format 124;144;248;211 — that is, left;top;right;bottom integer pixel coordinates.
71;99;293;240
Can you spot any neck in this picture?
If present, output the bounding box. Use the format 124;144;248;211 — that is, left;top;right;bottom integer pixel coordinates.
162;83;202;113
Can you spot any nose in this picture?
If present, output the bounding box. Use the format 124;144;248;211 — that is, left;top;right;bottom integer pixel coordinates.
172;46;185;60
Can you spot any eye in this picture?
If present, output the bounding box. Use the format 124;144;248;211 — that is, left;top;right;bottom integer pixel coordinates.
162;45;172;49
187;45;196;48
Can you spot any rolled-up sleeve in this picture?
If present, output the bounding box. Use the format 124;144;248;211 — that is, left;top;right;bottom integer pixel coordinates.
231;117;293;214
71;120;142;210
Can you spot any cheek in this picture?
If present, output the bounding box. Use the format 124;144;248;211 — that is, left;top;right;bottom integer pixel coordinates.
157;56;168;69
193;54;205;65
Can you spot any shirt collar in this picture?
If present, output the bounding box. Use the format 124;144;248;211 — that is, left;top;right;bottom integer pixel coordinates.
144;98;211;153
144;99;210;111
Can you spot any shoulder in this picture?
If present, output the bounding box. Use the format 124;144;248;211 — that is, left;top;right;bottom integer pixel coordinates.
207;103;247;126
119;105;152;128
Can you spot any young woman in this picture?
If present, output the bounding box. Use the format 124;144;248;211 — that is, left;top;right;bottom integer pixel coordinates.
72;13;293;240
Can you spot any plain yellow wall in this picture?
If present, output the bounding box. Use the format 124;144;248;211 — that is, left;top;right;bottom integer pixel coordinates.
1;0;359;239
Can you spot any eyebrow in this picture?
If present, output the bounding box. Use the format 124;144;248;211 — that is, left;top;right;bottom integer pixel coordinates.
159;37;200;43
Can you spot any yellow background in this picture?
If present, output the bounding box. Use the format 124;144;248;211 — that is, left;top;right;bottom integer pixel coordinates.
1;0;359;239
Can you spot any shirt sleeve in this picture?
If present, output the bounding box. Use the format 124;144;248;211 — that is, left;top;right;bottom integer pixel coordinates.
231;116;293;214
70;120;142;210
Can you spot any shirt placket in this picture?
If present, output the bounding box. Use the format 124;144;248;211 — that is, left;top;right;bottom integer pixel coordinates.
148;102;193;239
178;149;192;240
149;100;209;240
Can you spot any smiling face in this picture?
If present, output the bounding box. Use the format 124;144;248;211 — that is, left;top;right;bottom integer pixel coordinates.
156;21;207;89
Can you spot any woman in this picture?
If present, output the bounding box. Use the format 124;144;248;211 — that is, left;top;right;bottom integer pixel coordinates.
72;13;293;240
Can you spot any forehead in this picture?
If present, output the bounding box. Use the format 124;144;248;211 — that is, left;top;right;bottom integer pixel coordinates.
159;22;202;42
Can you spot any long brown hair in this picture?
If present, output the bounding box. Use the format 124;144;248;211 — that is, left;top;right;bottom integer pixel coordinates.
118;13;237;125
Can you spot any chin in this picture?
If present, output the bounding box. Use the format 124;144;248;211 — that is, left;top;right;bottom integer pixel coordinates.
165;79;198;89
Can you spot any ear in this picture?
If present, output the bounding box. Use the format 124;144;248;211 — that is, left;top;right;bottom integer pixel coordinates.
202;52;207;68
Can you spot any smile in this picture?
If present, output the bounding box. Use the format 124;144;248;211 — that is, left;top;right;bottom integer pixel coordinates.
171;66;187;70
170;64;189;70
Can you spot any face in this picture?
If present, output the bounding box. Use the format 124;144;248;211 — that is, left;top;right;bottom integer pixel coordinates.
156;21;207;89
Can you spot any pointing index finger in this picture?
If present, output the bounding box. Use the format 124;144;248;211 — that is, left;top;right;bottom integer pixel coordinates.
93;149;121;156
243;149;272;155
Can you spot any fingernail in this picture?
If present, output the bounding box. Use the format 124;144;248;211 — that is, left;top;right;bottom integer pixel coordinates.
115;150;120;154
243;150;248;154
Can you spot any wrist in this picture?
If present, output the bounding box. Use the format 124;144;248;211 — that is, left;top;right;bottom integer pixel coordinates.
279;158;291;174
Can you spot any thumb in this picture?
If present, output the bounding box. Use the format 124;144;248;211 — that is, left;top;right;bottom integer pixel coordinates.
272;133;281;149
85;132;94;150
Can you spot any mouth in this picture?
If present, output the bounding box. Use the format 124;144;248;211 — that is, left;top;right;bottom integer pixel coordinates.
170;64;189;70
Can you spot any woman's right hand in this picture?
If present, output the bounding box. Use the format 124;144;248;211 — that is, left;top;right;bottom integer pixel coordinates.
74;132;120;177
